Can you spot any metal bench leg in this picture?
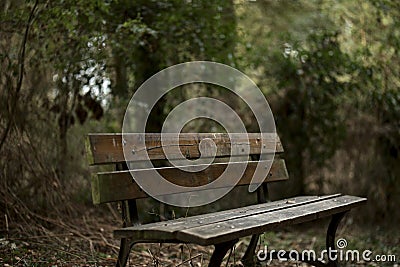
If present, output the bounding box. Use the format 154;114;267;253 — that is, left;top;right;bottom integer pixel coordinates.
209;239;238;267
241;234;259;265
326;211;347;267
116;238;135;267
260;212;349;267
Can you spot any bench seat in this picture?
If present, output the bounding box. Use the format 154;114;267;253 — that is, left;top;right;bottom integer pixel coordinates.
114;194;366;246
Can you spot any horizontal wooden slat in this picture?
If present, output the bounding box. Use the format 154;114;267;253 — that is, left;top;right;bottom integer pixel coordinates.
91;159;288;204
88;133;283;165
114;195;366;245
176;195;366;245
114;194;341;241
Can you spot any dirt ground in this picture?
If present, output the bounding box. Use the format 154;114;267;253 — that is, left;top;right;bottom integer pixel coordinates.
1;208;399;267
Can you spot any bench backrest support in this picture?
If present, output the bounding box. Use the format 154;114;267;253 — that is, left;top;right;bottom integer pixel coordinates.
87;133;288;226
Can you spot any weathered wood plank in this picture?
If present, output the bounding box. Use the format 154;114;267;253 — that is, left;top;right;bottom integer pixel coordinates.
113;194;342;240
92;159;288;204
114;196;366;244
88;133;283;165
176;195;366;245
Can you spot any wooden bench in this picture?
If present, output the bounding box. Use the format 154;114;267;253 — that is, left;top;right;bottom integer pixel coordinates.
87;133;366;267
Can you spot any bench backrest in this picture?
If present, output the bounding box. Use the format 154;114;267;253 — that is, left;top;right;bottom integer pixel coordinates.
87;133;288;206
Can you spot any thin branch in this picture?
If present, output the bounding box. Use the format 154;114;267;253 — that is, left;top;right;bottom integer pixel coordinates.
0;0;39;152
174;254;202;267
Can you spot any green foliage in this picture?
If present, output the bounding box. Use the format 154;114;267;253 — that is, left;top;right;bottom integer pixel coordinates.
271;31;358;168
0;0;240;214
1;0;399;223
236;0;400;217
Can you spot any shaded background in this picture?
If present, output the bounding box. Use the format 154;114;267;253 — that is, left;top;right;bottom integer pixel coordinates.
0;0;399;265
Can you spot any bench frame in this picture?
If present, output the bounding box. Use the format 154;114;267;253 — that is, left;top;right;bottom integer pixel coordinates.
115;182;349;267
87;133;366;267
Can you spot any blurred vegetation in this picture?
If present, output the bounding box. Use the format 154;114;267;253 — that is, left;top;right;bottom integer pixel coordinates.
0;0;399;236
